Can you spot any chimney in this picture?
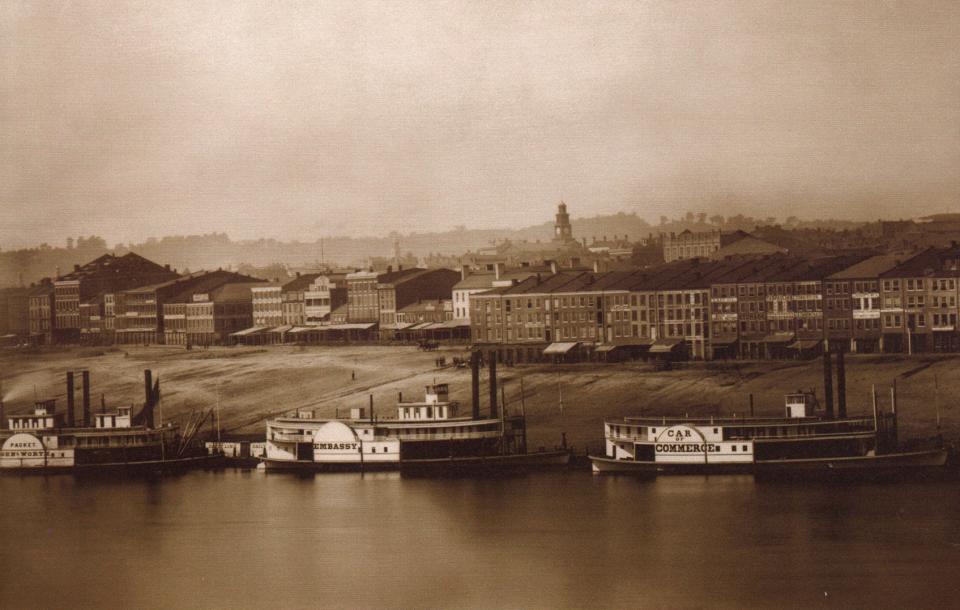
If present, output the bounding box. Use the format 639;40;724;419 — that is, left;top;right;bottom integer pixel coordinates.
81;370;91;427
494;262;503;280
143;369;154;428
398;264;403;271
549;260;558;275
387;265;393;273
488;352;498;418
461;265;470;281
66;371;75;427
471;351;481;419
164;264;171;271
836;347;847;418
822;350;834;418
74;264;80;272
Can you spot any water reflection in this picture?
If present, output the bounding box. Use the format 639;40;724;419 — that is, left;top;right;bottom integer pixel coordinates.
1;472;958;609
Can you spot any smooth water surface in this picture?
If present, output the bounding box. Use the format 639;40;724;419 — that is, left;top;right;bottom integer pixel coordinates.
1;470;958;609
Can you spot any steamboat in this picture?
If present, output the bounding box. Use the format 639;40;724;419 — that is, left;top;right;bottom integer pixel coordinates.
0;370;214;473
590;350;949;477
261;354;570;473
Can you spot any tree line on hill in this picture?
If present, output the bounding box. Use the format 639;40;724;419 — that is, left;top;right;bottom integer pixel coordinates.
0;211;873;288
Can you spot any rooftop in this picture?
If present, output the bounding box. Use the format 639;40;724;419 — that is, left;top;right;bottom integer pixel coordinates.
828;253;917;280
57;252;175;282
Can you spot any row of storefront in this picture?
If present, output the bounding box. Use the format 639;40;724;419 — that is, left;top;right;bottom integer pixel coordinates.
229;320;472;345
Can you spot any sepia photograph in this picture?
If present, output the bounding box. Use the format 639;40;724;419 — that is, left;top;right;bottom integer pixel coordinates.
1;1;959;608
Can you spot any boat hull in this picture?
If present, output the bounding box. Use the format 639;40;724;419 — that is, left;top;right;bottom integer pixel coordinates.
400;450;572;476
260;450;572;475
754;448;950;479
590;448;950;478
259;457;399;472
0;453;223;476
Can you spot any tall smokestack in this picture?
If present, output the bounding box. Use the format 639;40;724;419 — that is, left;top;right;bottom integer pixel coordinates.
81;370;91;427
836;348;847;419
471;350;480;419
144;369;154;428
488;352;498;419
822;350;834;418
66;371;75;427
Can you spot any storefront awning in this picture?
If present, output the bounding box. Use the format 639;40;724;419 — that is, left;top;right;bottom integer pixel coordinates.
267;325;293;334
327;323;376;330
595;344;618;353
433;319;470;329
788;339;822;350
764;332;795;344
649;339;682;354
543;342;579;355
381;322;415;331
230;326;269;337
711;336;739;346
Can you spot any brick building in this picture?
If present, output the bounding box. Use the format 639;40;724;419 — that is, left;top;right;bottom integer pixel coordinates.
345;270;381;323
163;278;266;346
879;248;960;353
53;253;178;343
27;280;55;344
826;254;906;354
115;270;258;345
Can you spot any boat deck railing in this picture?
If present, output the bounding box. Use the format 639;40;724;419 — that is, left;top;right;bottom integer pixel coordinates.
617;416;875;428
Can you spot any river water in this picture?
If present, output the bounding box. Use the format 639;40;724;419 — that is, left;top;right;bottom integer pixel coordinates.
1;469;958;609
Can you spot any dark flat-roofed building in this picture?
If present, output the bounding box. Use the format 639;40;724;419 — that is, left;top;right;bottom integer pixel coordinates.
0;285;30;340
377;268;460;329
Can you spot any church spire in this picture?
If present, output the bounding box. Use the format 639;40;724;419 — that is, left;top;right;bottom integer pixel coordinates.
554;201;573;243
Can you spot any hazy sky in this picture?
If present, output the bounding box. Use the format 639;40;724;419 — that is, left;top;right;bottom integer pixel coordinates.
2;0;958;249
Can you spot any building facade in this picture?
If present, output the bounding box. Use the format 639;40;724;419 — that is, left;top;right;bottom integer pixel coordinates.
27;281;55;344
52;253;178;343
304;273;348;325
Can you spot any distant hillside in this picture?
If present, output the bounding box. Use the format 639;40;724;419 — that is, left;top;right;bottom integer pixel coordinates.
0;210;873;287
